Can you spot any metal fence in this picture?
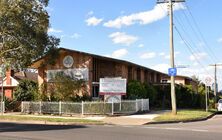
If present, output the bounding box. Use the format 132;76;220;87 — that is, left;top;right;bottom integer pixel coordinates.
0;101;5;113
21;99;149;115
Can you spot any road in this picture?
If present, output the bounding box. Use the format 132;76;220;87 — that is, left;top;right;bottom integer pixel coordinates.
0;115;222;140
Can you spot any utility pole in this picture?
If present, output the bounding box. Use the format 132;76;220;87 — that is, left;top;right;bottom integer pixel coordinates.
157;0;185;115
209;64;222;105
0;35;5;115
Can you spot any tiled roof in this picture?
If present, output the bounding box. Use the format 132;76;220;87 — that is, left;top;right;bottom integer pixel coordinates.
14;71;38;82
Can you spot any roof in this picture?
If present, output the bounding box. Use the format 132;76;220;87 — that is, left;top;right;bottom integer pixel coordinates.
31;47;167;76
14;71;38;82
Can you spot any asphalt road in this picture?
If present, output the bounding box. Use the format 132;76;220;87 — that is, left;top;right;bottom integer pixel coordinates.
0;115;222;140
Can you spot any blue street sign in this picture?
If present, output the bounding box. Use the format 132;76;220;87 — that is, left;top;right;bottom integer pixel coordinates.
168;68;177;76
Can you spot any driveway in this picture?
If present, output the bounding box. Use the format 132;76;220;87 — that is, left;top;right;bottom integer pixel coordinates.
101;110;170;125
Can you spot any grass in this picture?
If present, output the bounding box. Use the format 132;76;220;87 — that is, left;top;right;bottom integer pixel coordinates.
0;115;103;124
154;110;215;122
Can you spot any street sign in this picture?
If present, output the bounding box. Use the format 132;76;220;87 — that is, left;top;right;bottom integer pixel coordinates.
205;77;212;86
168;68;177;76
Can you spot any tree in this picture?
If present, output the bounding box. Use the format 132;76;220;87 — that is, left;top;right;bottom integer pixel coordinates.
44;72;89;101
14;80;39;101
0;0;59;69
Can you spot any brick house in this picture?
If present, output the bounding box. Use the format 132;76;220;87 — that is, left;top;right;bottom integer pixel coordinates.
31;48;167;98
160;75;199;93
0;70;38;99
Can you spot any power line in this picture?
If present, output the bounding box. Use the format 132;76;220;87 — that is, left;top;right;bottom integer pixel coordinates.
173;15;212;62
159;4;212;77
174;25;214;79
184;3;219;62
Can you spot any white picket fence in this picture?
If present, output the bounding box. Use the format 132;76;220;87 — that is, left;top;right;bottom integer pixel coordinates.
0;101;5;113
21;99;149;115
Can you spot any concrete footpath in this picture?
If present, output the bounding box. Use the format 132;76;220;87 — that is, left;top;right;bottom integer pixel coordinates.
1;111;169;126
101;111;167;125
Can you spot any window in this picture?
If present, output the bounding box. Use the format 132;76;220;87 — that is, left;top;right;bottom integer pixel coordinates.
92;82;99;97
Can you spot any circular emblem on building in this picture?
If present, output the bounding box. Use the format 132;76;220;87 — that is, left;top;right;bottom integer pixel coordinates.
63;55;74;68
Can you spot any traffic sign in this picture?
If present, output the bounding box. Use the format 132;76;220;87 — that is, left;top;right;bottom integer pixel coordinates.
168;68;177;76
205;77;212;86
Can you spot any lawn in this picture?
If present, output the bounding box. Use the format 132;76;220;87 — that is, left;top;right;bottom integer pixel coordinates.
0;115;103;125
154;110;215;122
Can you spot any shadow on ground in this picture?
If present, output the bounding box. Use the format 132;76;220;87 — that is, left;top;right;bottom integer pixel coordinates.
0;122;87;133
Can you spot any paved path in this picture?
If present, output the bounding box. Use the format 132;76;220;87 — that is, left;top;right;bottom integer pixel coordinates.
101;110;170;125
0;114;222;140
4;110;169;125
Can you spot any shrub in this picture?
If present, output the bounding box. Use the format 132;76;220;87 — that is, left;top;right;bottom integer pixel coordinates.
41;72;88;101
13;80;39;101
127;80;146;99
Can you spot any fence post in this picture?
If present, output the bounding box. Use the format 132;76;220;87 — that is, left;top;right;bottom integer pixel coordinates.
81;101;84;116
111;99;114;115
21;102;23;113
148;99;150;111
59;101;62;115
39;101;42;114
142;99;144;112
119;100;122;111
135;99;138;112
3;101;5;113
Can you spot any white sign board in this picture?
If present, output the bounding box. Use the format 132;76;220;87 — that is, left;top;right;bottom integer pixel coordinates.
104;95;121;103
99;78;126;95
47;68;88;82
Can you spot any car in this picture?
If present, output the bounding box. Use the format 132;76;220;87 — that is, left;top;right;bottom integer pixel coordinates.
217;99;222;111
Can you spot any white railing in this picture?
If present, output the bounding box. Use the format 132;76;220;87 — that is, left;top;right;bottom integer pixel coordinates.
21;99;149;115
0;101;5;113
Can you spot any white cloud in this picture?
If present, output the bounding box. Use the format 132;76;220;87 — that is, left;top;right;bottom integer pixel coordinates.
48;28;63;33
164;55;170;59
138;44;144;48
217;38;222;43
109;32;138;46
85;16;103;26
109;48;128;58
71;33;81;39
152;63;170;73
189;52;208;61
87;11;94;16
104;3;185;28
140;52;156;59
159;52;165;56
164;51;180;59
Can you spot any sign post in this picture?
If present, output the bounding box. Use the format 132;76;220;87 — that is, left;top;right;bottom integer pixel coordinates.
205;77;212;112
99;78;126;103
0;65;5;115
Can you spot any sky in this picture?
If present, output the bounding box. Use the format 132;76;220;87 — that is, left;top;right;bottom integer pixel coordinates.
46;0;222;90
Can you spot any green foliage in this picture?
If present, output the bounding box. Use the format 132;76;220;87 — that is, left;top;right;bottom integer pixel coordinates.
0;0;59;69
127;80;214;109
43;72;90;101
4;98;20;112
13;80;39;101
127;80;146;99
126;80;157;106
144;84;157;105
